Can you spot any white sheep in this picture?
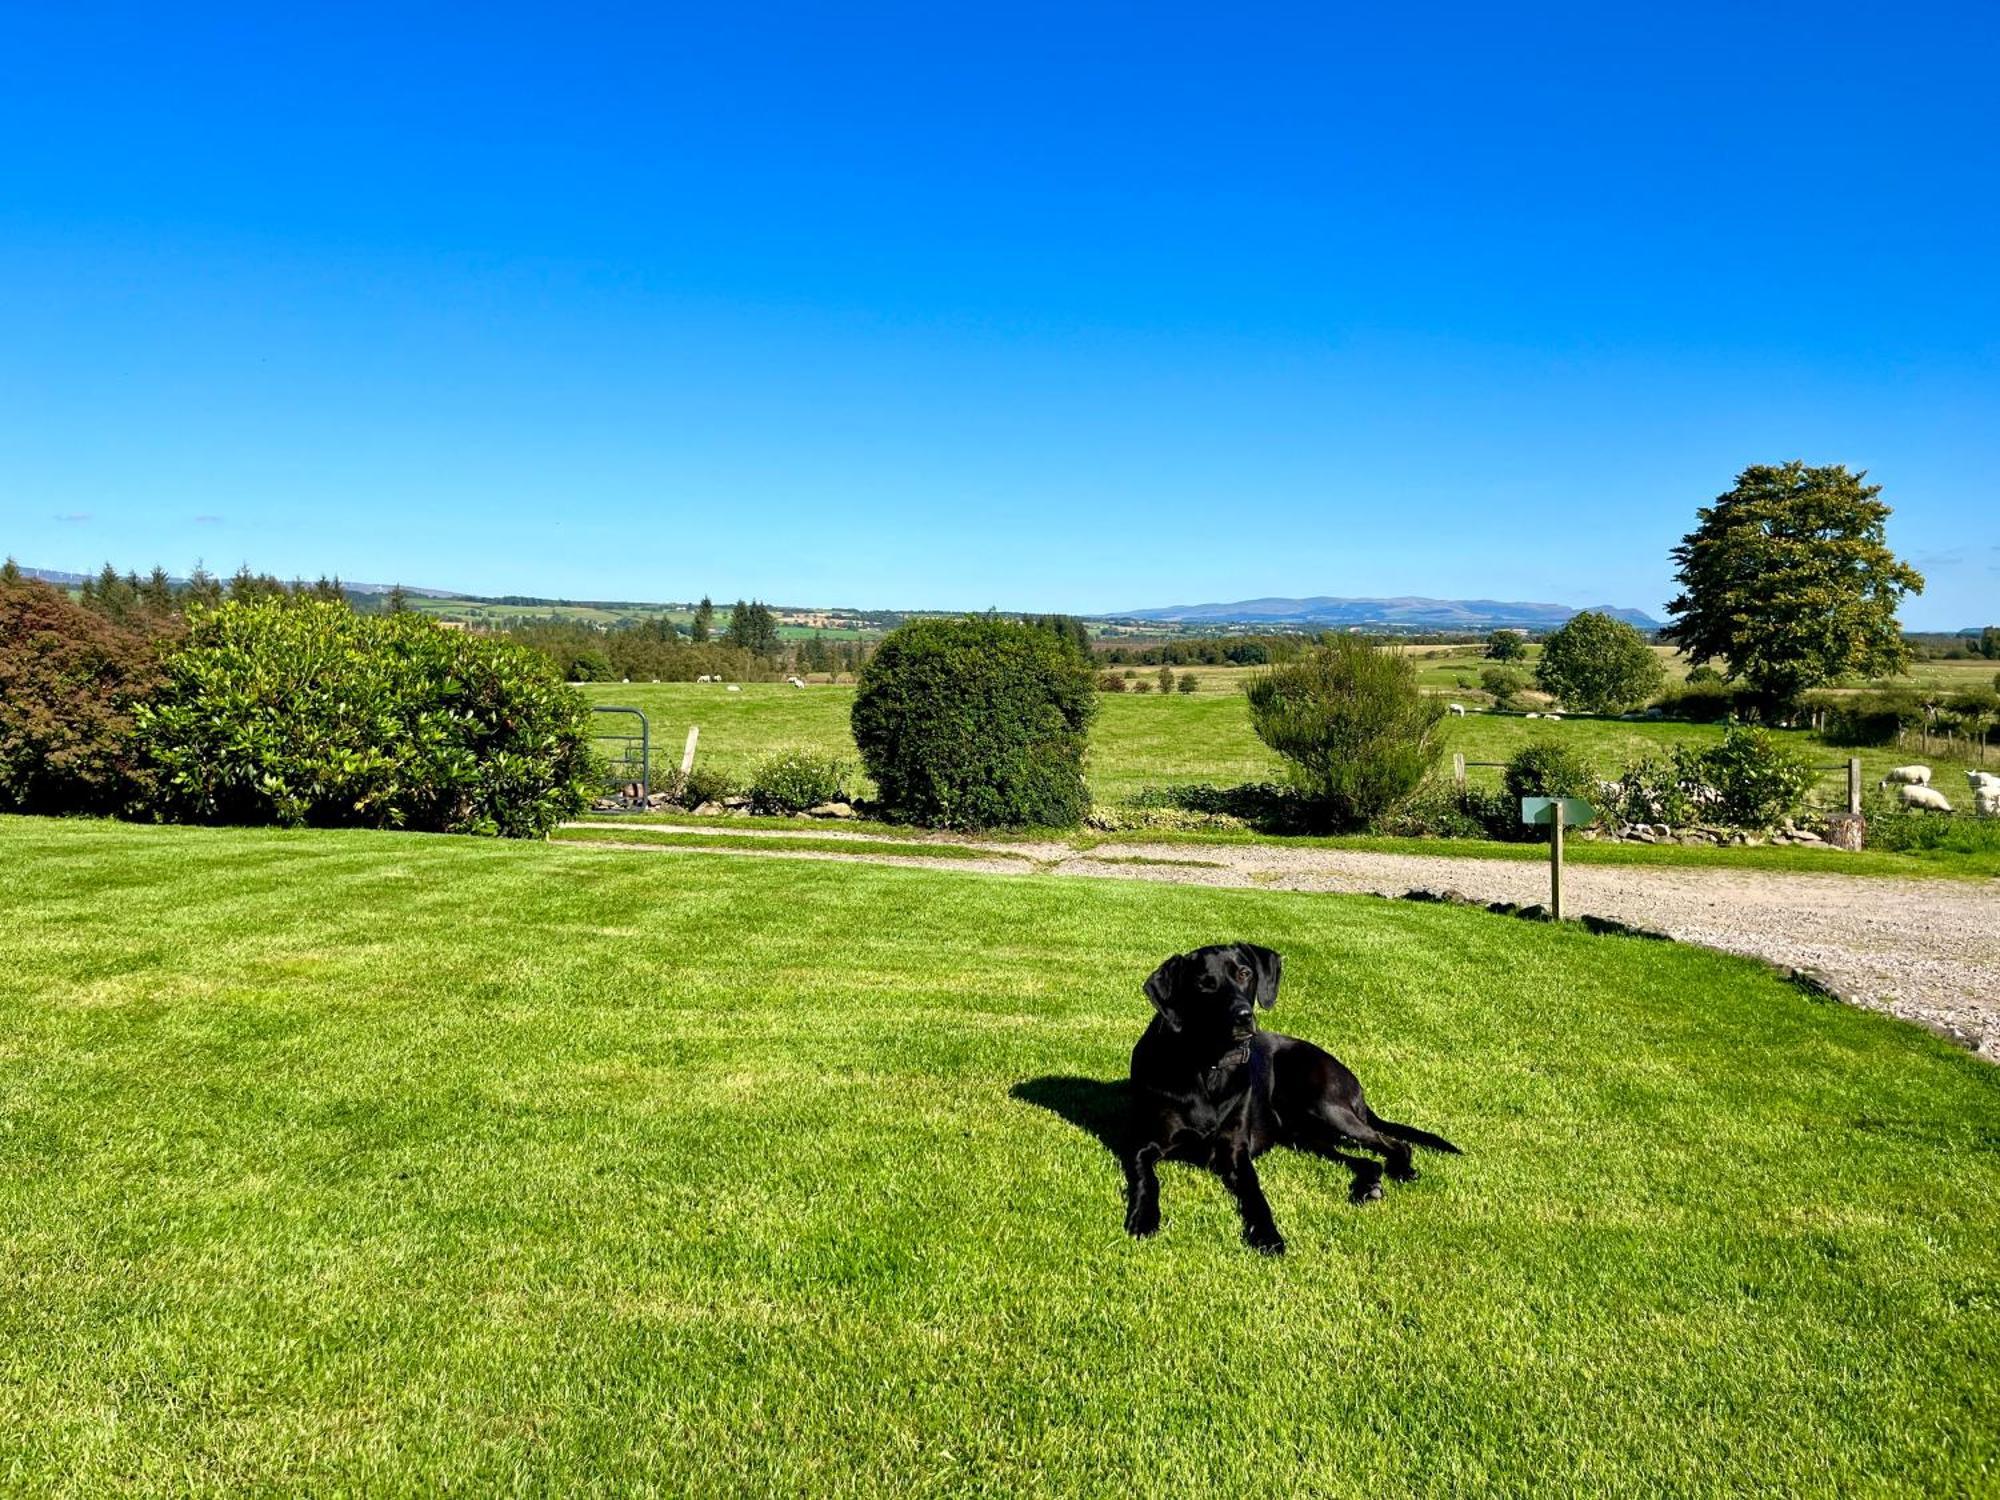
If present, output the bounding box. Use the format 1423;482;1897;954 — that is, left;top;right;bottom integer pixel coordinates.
1966;770;2000;795
786;676;806;688
1524;711;1541;719
1448;703;1467;716
1545;713;1562;721
1878;765;1931;789
726;685;741;693
1976;790;2000;818
1898;784;1952;812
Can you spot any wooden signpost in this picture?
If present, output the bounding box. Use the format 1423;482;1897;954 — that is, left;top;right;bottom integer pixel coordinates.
1520;796;1594;920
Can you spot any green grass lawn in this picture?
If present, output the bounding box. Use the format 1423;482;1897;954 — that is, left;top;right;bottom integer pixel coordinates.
3;816;1996;1494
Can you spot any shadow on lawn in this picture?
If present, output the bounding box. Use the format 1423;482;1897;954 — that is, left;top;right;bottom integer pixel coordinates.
1009;1075;1132;1160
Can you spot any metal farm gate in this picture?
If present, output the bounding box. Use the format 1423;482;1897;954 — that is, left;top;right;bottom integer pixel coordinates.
591;706;651;804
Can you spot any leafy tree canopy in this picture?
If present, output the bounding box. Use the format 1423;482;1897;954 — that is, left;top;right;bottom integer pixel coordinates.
1534;611;1664;714
1663;462;1924;703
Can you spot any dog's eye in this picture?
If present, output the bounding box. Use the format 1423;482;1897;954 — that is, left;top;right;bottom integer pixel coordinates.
1235;967;1251;984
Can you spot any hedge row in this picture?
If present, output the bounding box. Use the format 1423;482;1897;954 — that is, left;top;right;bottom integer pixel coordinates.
0;578;594;837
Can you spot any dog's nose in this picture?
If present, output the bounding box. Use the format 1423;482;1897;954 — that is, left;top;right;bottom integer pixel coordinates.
1229;1006;1254;1032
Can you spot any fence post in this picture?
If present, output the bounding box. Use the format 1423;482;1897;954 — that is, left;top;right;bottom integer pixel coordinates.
1453;752;1466;788
681;726;701;776
1848;757;1861;816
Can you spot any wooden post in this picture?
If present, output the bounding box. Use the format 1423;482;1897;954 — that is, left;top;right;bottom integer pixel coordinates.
1453;752;1466;788
681;726;700;776
1549;801;1564;921
1847;757;1862;816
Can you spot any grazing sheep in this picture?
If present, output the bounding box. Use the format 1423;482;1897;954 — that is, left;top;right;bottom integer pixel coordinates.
1898;784;1952;812
1524;711;1541;719
1967;770;2000;795
786;676;806;688
1977;790;2000;818
1878;765;1932;790
1545;713;1562;721
726;685;741;693
1448;703;1467;716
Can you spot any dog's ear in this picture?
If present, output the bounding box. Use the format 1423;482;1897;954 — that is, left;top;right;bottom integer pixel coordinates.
1239;945;1282;1009
1143;953;1186;1030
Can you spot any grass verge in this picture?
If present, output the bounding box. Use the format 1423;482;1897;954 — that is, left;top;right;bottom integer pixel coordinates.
2;815;1996;1493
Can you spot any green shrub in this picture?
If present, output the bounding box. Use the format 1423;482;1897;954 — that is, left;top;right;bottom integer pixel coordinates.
1804;687;1923;747
1653;679;1754;722
1097;671;1128;693
134;600;594;837
1484;630;1527;661
1480;665;1528;709
1610;753;1704;827
678;765;740;808
748;749;849;814
1534;611;1664;714
851;616;1097;830
1176;673;1198;694
1246;639;1445;831
1376;779;1503;840
0;573;171;814
1502;741;1601;801
1695;724;1817;827
1132;678;1154;693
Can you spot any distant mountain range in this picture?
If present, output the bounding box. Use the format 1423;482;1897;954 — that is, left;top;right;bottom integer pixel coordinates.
1109;596;1665;631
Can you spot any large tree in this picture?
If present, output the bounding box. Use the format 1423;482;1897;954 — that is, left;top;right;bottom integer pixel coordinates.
1534;610;1663;714
1662;463;1924;703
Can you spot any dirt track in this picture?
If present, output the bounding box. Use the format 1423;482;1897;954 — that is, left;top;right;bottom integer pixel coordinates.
568;824;2000;1059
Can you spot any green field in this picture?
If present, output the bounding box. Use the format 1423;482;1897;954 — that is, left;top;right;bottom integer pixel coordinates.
2;816;1994;1493
584;681;1993;809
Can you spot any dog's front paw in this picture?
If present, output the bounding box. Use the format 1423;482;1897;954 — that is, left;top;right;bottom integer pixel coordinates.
1351;1179;1385;1205
1125;1206;1161;1238
1387;1162;1421;1184
1246;1227;1287;1257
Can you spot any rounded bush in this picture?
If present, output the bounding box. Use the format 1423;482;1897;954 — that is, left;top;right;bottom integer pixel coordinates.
850;617;1097;830
1534;611;1664;714
748;748;849;814
1502;740;1600;801
134;600;595;837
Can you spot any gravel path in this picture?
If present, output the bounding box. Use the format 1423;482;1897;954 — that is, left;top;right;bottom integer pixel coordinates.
569;824;2000;1059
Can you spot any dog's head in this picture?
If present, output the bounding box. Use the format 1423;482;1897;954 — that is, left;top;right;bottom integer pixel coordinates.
1143;944;1283;1042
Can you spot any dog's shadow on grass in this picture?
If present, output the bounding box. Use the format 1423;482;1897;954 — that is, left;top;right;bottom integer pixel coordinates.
1010;1075;1131;1161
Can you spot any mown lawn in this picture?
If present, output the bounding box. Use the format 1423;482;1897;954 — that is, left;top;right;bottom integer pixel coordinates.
2;816;1995;1495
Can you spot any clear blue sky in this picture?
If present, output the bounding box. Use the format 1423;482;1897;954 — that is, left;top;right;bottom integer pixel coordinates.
3;3;1995;627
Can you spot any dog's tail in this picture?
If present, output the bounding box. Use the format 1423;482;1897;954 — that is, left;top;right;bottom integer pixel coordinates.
1368;1109;1462;1155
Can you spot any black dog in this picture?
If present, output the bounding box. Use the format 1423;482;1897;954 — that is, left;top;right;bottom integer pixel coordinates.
1124;943;1460;1254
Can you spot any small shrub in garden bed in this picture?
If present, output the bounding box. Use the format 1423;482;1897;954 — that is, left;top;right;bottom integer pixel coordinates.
1501;740;1600;802
748;749;850;814
677;766;741;808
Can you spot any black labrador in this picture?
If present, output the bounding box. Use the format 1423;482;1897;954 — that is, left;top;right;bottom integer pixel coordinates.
1125;943;1460;1255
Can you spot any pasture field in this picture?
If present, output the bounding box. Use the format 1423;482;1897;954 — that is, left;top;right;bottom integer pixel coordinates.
2;816;1996;1494
584;681;1994;810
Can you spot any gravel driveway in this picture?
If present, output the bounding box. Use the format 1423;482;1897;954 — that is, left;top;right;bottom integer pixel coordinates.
570;824;2000;1060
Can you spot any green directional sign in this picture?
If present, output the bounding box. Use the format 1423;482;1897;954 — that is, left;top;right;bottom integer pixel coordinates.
1521;796;1594;827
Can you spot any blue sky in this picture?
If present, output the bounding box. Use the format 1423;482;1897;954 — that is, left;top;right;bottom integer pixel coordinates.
2;3;1995;626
